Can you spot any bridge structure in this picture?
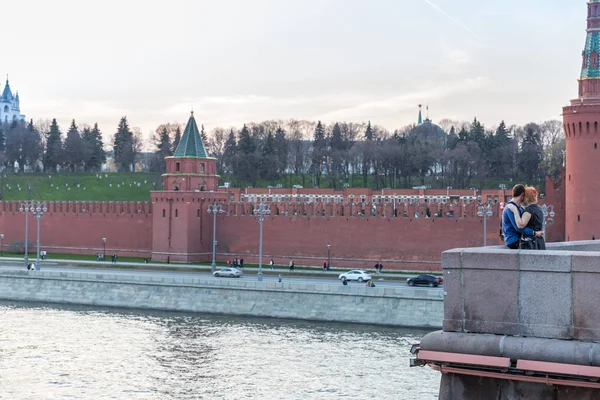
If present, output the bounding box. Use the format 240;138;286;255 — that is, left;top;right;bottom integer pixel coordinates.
411;241;600;399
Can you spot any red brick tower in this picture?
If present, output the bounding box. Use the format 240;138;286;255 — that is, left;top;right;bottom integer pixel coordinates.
563;1;600;241
151;112;229;262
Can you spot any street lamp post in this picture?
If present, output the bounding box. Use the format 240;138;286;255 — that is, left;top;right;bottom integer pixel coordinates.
327;243;331;270
477;204;493;247
253;203;271;281
20;201;47;270
19;202;31;268
207;203;226;273
102;237;107;261
541;204;555;238
0;233;3;257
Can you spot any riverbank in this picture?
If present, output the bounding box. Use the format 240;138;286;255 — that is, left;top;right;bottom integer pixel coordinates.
0;269;443;328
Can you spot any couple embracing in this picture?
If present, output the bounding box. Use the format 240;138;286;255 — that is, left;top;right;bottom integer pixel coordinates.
502;184;546;250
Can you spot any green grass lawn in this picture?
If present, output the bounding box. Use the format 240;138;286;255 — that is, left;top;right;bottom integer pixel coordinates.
0;172;162;201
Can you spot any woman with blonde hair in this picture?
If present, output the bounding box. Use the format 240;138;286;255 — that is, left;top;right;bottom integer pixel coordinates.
507;187;546;250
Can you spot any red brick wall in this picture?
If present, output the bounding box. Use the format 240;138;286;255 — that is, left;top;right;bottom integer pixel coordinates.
0;197;563;271
0;201;153;257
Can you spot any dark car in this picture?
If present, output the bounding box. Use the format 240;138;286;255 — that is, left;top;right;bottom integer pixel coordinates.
406;274;443;287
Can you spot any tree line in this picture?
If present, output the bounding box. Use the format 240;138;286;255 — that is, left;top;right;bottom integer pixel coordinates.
0;117;144;173
148;117;564;190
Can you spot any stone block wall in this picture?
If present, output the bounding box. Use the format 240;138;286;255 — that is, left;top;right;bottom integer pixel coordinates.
442;242;600;341
0;270;443;328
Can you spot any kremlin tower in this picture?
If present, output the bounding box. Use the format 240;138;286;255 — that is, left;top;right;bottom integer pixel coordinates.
563;1;600;241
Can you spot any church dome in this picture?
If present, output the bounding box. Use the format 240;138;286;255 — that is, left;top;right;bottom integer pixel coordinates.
409;119;447;146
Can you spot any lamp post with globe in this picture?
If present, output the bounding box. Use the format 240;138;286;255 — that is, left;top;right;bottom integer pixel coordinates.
253;203;271;281
20;201;47;270
207;203;227;273
541;205;555;237
477;204;493;247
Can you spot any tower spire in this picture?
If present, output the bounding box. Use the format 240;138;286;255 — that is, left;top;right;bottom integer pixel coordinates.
418;104;423;125
578;0;600;99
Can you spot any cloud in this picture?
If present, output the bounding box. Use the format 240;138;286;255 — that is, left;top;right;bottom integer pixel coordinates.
318;76;490;121
421;0;479;39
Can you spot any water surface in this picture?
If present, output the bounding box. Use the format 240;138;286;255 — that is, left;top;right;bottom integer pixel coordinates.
0;301;440;399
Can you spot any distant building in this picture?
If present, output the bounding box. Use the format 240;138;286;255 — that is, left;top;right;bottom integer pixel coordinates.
0;77;25;123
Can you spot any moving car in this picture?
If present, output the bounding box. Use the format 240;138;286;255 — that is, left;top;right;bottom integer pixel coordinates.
406;274;443;287
338;270;372;282
213;267;243;278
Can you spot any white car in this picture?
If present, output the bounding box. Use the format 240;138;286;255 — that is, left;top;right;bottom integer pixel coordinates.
338;270;372;282
213;267;243;278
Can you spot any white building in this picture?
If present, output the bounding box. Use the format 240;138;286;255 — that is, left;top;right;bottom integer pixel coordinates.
0;77;25;123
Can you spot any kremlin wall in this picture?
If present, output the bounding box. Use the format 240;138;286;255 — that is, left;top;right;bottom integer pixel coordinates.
0;110;569;271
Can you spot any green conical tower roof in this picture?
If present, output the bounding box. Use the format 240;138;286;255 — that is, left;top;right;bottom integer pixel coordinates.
173;112;208;158
418;104;423;125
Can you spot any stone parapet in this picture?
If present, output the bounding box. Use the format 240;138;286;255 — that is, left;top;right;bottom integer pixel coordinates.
442;242;600;341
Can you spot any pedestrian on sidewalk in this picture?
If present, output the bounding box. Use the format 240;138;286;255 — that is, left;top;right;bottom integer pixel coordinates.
289;259;295;272
342;277;348;286
269;259;274;270
240;258;244;268
278;274;283;283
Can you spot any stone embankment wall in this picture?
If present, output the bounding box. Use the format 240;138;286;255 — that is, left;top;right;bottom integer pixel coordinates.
0;270;443;328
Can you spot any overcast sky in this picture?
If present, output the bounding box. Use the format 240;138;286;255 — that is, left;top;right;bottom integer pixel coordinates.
1;0;587;140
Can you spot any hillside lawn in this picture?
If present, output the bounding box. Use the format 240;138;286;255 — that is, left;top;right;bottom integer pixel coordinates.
0;172;544;202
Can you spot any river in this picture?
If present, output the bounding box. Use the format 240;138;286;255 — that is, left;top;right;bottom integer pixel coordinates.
0;301;440;399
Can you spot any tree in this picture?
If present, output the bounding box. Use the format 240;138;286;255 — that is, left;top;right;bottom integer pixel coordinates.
518;124;544;183
113;117;136;172
207;127;227;173
327;123;344;189
201;124;208;144
4;121;42;173
260;131;279;183
44;119;63;172
63;120;86;172
311;121;327;187
362;122;375;187
236;125;259;185
274;126;289;177
221;129;237;174
149;126;172;172
82;123;106;172
172;126;182;153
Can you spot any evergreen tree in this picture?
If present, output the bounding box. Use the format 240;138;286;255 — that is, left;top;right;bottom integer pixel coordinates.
469;118;486;144
518;124;544;183
82;123;106;172
260;131;279;183
150;126;172;172
328;122;344;189
63;120;86;172
236;125;259;184
222;129;237;174
274;126;289;176
201;124;208;144
311;121;327;187
362;121;375;187
113;117;135;172
44;119;63;172
172;126;182;153
5;120;42;173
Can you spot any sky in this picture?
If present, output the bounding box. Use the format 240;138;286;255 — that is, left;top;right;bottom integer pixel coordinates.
0;0;587;143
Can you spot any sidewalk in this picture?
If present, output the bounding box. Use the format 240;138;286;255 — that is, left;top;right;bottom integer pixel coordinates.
0;257;436;280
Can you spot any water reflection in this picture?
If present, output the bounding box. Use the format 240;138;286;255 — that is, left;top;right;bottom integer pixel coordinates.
0;301;440;399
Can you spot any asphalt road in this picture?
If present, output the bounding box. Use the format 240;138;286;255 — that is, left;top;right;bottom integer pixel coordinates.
0;264;444;291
